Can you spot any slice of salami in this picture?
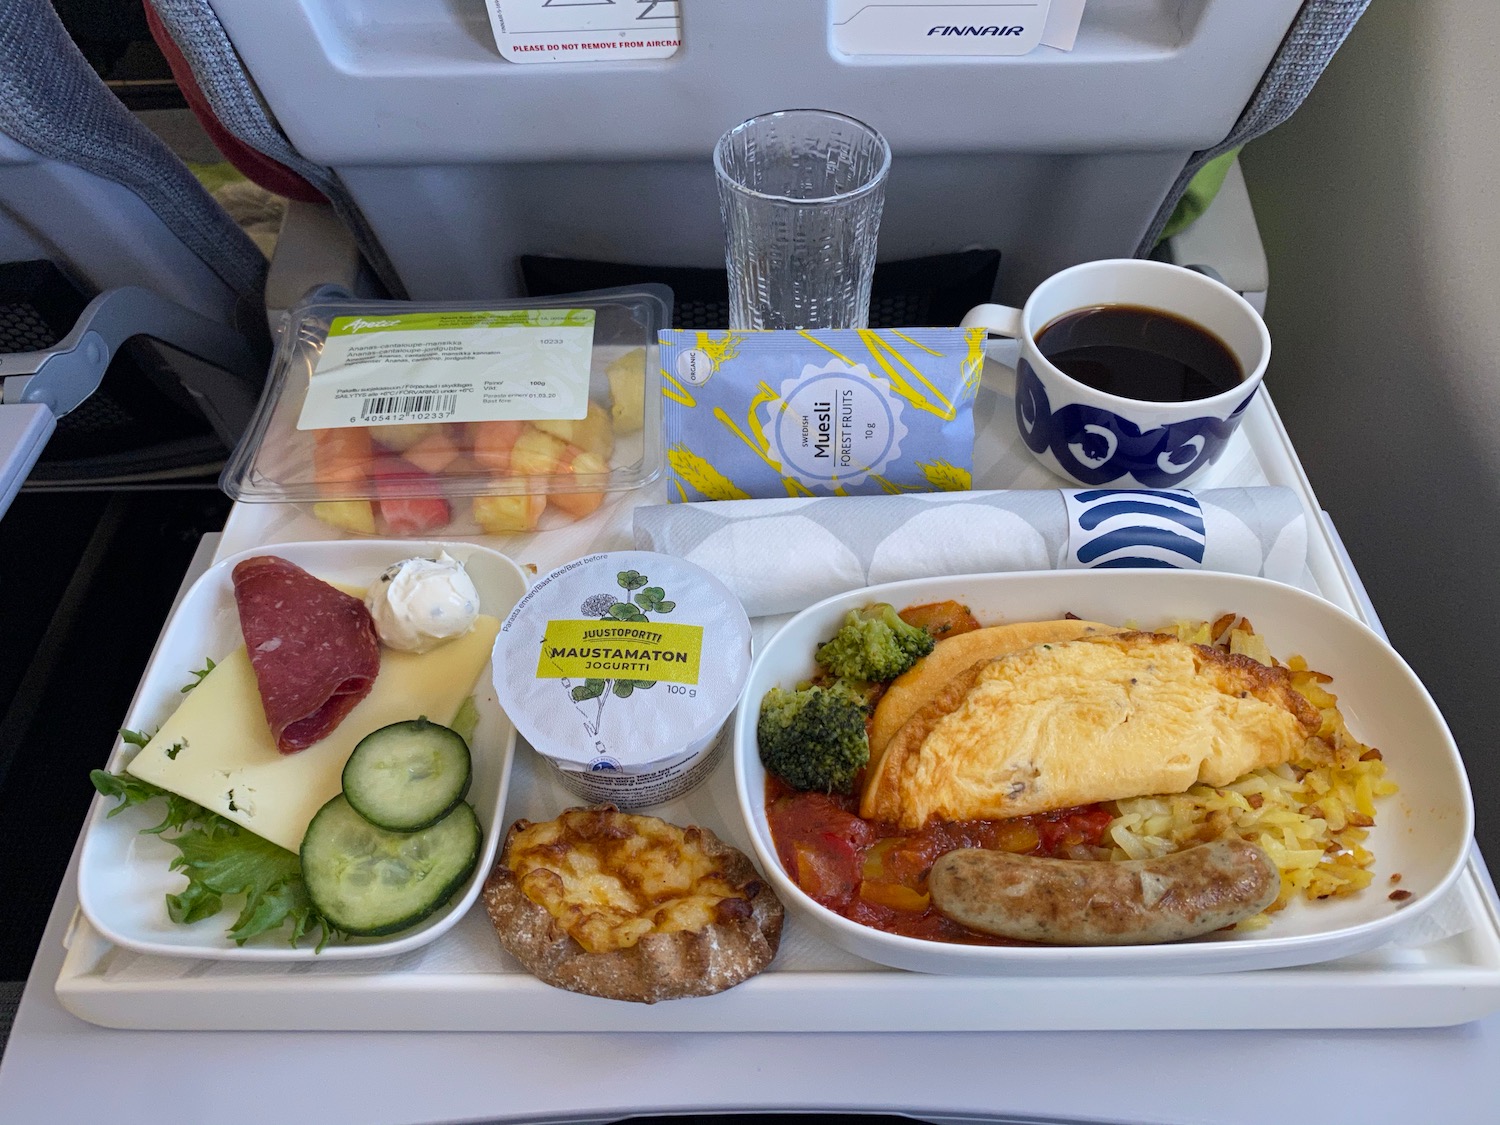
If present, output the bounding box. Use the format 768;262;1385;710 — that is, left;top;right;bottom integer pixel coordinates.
231;555;382;754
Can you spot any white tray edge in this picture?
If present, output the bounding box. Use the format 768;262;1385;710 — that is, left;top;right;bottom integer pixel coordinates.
52;857;1500;1032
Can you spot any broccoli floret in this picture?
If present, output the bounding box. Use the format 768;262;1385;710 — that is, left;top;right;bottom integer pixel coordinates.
757;683;870;794
814;603;936;683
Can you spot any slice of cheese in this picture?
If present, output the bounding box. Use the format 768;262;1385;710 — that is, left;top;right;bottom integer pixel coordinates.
126;616;500;852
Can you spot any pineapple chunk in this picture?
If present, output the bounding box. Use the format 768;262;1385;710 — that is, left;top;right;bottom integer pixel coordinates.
510;426;571;475
473;493;545;534
605;348;646;434
312;499;376;536
533;400;615;461
403;426;463;474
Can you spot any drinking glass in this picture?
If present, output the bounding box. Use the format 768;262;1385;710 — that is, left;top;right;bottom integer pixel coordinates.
714;109;890;330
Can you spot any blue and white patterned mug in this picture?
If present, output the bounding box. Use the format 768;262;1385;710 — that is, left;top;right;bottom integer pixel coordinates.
962;259;1271;488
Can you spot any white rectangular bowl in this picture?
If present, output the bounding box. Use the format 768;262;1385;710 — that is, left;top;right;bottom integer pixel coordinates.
733;569;1475;976
75;539;527;962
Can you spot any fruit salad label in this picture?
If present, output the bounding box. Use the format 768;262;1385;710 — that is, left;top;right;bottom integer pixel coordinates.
298;309;595;430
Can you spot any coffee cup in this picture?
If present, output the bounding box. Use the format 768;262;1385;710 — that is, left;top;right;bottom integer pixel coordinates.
961;259;1271;488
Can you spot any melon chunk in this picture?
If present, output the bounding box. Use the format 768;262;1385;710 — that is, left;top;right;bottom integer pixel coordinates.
472;420;527;472
473;493;545;534
548;449;609;519
312;427;375;489
403;425;464;475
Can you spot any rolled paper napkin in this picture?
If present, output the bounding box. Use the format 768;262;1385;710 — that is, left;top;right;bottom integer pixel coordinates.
632;487;1310;618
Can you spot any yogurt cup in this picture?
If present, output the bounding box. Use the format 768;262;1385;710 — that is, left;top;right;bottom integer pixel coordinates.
492;550;752;807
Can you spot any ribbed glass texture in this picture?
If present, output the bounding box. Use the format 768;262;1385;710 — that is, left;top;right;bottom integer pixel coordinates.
714;109;890;330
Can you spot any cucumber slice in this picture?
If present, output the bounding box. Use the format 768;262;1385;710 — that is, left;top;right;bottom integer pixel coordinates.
342;717;472;831
301;795;481;937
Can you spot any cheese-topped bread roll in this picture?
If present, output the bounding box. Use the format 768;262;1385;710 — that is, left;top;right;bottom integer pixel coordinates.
861;632;1323;829
483;806;783;1003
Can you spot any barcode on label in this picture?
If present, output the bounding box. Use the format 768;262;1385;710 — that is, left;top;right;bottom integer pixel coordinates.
360;393;457;421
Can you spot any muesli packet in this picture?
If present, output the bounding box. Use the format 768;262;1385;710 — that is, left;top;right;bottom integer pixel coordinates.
659;328;985;501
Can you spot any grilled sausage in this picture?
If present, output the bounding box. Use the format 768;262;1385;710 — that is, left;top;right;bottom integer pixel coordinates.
927;838;1281;945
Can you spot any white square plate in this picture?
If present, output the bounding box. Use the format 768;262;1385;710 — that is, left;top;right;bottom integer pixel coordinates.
76;539;527;961
734;570;1476;975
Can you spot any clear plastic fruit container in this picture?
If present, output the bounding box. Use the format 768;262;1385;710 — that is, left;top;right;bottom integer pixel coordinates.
221;285;669;537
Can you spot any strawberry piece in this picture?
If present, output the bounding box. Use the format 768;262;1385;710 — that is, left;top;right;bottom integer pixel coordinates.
368;454;452;535
377;494;452;535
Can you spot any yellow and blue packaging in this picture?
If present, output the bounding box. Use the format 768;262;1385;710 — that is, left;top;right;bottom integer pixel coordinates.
659;327;985;502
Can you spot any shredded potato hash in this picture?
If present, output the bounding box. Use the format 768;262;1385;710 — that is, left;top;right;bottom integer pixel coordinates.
1105;614;1398;927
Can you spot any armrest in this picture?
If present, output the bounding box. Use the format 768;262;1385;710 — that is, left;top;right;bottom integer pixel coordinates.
264;200;365;327
0;402;53;519
1160;159;1270;313
0;285;266;519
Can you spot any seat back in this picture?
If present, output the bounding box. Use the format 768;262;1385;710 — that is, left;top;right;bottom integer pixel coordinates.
177;0;1364;306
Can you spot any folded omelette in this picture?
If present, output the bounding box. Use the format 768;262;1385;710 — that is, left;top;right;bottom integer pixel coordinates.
860;631;1323;829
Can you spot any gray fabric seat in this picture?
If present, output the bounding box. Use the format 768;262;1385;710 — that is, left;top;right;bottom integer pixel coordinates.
146;0;407;299
0;1;265;311
0;0;271;499
1137;0;1374;255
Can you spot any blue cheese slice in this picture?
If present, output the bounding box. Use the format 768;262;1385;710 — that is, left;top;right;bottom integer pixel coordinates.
125;616;500;852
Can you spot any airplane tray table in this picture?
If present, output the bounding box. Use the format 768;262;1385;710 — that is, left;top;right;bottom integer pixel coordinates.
52;359;1500;1033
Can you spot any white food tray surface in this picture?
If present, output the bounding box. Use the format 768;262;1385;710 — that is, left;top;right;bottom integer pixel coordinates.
53;375;1500;1031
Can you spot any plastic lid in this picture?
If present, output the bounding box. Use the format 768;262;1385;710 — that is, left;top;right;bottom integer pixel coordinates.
220;286;669;537
493;551;752;773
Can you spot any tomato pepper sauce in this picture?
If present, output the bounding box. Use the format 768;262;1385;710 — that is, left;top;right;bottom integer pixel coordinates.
765;776;1115;945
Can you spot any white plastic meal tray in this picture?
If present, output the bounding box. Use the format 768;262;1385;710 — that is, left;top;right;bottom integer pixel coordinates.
53;378;1500;1031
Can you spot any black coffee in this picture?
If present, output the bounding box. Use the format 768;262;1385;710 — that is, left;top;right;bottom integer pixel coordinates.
1035;304;1243;402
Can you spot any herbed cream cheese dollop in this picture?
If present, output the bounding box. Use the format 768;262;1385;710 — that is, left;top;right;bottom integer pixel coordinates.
365;551;481;652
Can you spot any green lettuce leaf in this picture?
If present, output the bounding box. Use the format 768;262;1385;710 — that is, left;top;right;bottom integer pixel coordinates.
165;819;328;945
90;769;208;835
90;769;333;948
180;657;216;693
